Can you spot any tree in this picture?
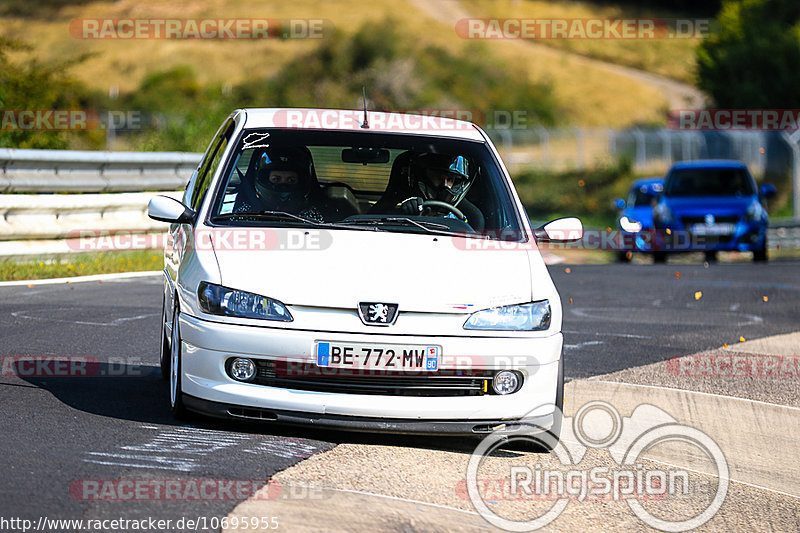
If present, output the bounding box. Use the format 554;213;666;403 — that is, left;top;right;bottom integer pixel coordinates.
697;0;800;108
0;38;101;149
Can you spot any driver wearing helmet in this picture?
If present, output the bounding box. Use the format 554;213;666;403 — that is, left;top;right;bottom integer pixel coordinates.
400;153;484;231
234;147;327;222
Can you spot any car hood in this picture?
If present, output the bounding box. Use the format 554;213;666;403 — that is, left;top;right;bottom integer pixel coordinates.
209;228;537;313
663;196;755;217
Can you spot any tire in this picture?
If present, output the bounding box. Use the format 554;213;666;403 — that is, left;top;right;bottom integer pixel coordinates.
525;356;564;453
704;251;718;263
546;356;565;448
169;302;188;419
616;251;631;263
653;252;667;264
753;237;768;262
159;296;170;380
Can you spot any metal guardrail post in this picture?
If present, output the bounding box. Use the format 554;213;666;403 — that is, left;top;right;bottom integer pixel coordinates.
780;131;800;220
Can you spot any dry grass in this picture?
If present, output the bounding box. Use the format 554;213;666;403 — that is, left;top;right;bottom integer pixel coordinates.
2;0;678;127
462;0;701;84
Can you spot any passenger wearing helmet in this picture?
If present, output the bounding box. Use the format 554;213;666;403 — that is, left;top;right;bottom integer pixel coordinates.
234;148;328;222
400;153;484;231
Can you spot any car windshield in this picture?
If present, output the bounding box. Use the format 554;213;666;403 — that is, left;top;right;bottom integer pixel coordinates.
664;168;755;197
208;129;523;238
627;185;659;207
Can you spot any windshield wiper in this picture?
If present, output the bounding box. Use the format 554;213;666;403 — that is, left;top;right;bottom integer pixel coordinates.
344;216;473;236
212;211;383;231
213;211;319;224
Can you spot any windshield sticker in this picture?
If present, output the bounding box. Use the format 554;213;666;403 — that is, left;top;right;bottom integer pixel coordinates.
242;132;271;150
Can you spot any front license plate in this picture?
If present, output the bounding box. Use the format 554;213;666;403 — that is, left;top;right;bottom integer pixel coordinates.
315;342;440;371
691;223;735;236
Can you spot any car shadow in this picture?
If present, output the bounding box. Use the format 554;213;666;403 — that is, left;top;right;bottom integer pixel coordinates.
13;359;529;457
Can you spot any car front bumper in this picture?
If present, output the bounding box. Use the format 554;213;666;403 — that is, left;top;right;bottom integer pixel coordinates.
654;222;766;252
178;313;563;434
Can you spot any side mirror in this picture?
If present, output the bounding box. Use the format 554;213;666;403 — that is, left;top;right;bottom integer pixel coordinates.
760;184;777;198
147;195;195;224
535;217;583;242
614;198;626;210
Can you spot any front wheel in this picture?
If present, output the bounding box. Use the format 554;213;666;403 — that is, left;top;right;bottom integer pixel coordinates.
653;252;667;264
753;237;768;262
159;297;170;380
169;303;188;419
525;356;564;453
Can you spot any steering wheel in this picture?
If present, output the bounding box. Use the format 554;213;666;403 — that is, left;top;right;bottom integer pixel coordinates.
421;200;466;221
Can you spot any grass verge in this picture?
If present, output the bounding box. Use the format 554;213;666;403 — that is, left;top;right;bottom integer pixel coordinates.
0;250;162;281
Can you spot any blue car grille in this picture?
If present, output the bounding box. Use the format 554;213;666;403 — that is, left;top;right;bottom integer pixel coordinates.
681;215;739;226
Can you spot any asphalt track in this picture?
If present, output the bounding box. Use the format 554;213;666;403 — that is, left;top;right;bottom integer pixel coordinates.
0;260;798;530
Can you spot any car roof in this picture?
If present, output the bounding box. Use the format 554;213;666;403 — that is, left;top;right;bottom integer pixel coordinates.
238;108;486;141
668;159;748;171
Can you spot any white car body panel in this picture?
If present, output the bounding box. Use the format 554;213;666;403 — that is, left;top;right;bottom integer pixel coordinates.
154;107;577;435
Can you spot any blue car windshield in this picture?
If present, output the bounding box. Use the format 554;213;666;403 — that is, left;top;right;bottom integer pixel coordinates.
628;188;655;207
665;168;755;197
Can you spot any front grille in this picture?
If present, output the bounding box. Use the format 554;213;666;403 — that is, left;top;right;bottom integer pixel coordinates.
231;359;507;397
681;215;739;226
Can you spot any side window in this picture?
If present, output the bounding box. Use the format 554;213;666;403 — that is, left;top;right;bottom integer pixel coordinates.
184;118;235;211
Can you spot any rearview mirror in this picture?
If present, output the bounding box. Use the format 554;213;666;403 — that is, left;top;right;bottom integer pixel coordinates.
147;195;194;224
614;198;626;209
342;147;390;164
535;217;583;242
760;184;777;198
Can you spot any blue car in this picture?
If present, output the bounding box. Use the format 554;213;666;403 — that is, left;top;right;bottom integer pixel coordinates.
652;160;775;263
614;177;663;262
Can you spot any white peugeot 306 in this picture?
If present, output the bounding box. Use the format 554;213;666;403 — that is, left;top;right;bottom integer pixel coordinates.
148;108;581;444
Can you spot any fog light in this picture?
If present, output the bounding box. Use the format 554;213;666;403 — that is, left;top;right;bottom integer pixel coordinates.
230;358;256;381
492;371;521;395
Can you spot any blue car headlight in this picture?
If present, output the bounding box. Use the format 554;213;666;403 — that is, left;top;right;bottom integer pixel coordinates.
746;201;765;221
654;203;674;224
619;216;643;233
463;300;551;331
198;282;293;321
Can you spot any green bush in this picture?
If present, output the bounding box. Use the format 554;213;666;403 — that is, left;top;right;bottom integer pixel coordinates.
512;158;635;227
697;0;800;108
0;38;105;149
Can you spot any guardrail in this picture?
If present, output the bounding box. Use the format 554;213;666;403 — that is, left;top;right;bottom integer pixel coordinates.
769;218;800;250
0;148;201;193
0;149;798;256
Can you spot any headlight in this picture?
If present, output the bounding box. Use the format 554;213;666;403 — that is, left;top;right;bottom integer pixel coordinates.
746;201;765;221
654;203;673;223
198;282;293;321
619;216;643;233
463;300;551;331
